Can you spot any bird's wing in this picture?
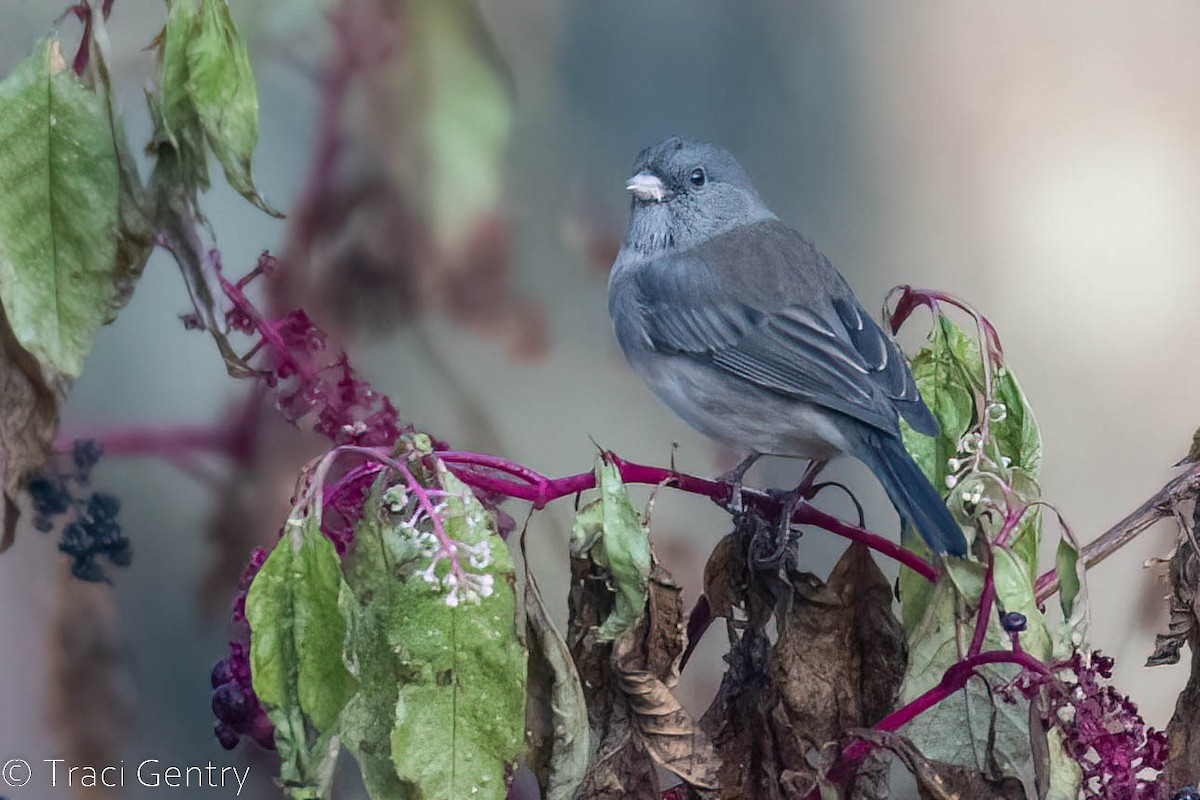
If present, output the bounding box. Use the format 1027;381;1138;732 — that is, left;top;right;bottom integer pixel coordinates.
623;227;936;436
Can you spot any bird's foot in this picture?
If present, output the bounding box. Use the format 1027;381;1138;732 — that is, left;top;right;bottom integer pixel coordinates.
718;452;762;514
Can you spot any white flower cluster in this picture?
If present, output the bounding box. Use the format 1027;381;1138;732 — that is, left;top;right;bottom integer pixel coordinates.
384;483;496;607
420;539;496;607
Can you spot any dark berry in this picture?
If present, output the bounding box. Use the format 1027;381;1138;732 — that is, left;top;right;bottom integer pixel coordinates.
72;439;103;479
87;493;120;522
1173;788;1200;800
105;538;133;568
69;557;109;583
1000;611;1027;633
33;515;54;533
213;683;250;727
59;522;92;558
211;658;235;689
214;722;240;750
27;475;69;516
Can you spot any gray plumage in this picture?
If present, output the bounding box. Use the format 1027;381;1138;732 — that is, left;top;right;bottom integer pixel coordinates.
608;136;966;556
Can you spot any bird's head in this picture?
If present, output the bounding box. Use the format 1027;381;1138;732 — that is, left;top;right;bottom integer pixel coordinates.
621;137;774;256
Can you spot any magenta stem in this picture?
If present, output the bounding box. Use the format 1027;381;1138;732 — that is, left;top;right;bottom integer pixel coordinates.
54;425;239;459
442;450;938;582
825;648;1051;790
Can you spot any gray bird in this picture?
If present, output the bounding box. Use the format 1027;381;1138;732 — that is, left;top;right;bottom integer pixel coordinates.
607;136;967;556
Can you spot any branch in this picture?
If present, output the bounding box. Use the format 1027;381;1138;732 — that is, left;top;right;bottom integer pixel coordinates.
440;450;939;582
1035;461;1200;603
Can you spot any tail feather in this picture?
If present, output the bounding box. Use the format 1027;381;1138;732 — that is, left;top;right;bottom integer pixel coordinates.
855;432;967;557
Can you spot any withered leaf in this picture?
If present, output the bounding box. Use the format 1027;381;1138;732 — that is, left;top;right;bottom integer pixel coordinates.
703;533;747;620
1164;501;1200;786
524;564;589;800
702;537;907;799
0;308;63;551
570;553;717;799
1149;526;1198;667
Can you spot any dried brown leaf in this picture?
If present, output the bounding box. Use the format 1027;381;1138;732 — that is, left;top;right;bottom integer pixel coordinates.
525;565;590;800
702;534;907;799
570;554;718;799
0;305;64;550
703;533;746;619
1164;500;1200;785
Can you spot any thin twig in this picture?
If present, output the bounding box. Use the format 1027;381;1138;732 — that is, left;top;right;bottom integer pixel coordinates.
1034;461;1200;603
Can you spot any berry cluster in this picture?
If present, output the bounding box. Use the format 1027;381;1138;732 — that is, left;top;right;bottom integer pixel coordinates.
1048;651;1168;799
1008;650;1167;799
26;440;131;582
214;251;401;448
211;548;274;750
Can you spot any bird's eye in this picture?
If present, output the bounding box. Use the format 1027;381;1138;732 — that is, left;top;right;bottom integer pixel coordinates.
689;167;706;188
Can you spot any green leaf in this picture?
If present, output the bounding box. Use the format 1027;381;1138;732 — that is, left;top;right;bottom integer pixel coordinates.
406;0;513;247
186;0;280;216
336;491;411;800
0;37;123;379
570;459;652;642
897;577;1035;779
152;0;277;214
1044;727;1083;800
247;510;356;796
991;547;1052;661
154;0;210;192
385;470;526;799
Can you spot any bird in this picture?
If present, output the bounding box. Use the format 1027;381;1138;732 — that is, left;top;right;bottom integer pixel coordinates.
607;136;967;557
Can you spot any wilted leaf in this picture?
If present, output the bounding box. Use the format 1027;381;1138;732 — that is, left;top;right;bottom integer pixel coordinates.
569;468;715;798
186;0;280;215
699;525;907;799
773;545;906;750
246;511;337;794
571;458;652;642
524;566;589;800
1149;531;1197;668
703;533;747;620
1161;507;1200;786
991;548;1052;661
0;313;61;550
382;471;526;799
153;0;210;192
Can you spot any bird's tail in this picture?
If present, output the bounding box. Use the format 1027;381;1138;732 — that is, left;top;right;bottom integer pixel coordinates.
853;431;968;557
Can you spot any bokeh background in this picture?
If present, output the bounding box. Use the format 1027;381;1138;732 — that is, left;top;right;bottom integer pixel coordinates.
3;1;1200;797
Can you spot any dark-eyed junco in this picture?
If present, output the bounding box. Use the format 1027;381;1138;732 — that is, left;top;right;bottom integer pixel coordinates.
608;136;966;557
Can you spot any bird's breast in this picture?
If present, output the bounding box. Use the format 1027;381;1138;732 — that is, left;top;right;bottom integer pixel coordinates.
623;348;848;460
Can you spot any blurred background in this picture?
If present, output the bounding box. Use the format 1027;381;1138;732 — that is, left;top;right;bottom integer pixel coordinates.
3;1;1200;796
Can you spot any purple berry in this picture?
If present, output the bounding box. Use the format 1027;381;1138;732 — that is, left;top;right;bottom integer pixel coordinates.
1000;611;1027;633
214;722;240;750
213;683;250;727
211;658;235;689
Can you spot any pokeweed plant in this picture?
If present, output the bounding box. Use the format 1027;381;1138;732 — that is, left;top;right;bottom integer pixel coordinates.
2;2;1199;799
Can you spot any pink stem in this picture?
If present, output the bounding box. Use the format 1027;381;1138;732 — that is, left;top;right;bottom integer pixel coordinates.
54;425;239;459
968;559;996;658
821;648;1051;794
442;450;938;582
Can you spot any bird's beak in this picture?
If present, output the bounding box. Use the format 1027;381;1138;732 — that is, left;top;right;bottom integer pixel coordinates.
625;172;667;202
